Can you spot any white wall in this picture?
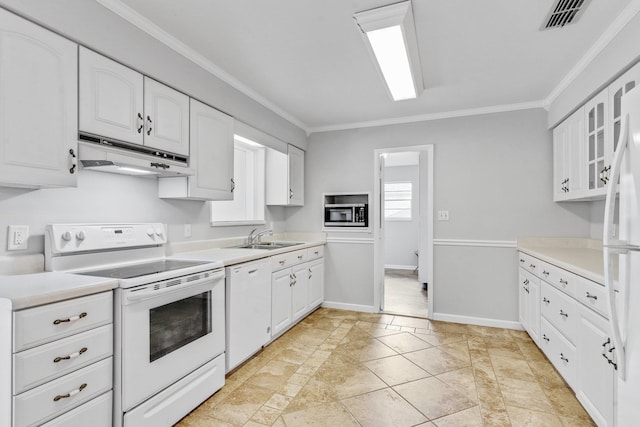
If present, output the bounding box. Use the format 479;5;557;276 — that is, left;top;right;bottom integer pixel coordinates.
384;165;420;269
0;170;285;258
287;108;592;323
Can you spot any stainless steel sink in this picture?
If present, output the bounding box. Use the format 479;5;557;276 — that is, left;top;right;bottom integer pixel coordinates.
234;242;304;250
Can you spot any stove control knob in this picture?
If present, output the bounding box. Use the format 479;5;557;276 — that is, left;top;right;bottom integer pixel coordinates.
76;231;86;241
155;227;163;237
146;228;155;237
61;231;72;242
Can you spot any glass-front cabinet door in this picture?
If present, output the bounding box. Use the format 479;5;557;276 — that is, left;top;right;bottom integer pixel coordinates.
609;63;640;160
585;90;607;193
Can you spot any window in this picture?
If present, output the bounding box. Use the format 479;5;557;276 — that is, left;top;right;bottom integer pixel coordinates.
210;136;265;225
384;182;412;220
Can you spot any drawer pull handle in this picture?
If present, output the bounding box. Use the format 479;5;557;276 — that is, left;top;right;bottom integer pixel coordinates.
542;334;550;342
586;292;598;300
560;353;569;363
53;312;87;325
542;270;550;276
543;297;550;304
519;259;525;263
279;260;286;265
314;251;319;255
54;347;87;363
559;279;568;285
523;279;529;285
298;255;303;260
559;310;568;318
530;264;536;269
53;383;87;401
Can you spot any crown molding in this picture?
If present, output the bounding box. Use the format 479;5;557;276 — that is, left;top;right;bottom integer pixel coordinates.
95;0;309;132
307;101;546;134
544;0;640;108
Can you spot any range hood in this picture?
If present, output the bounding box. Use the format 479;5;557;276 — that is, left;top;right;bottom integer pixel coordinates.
78;133;194;177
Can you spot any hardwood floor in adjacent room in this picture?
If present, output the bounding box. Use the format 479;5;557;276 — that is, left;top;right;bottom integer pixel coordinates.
176;308;595;427
383;268;428;318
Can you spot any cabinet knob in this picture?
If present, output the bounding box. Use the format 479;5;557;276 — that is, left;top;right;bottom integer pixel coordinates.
543;334;550;342
529;264;536;269
146;115;153;135
543;297;550;304
560;353;569;363
542;270;550;276
137;112;144;133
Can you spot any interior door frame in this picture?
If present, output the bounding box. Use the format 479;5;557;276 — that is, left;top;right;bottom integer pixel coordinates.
373;145;434;318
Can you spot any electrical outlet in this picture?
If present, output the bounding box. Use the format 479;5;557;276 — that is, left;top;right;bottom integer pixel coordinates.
7;225;29;250
184;223;192;238
437;210;450;221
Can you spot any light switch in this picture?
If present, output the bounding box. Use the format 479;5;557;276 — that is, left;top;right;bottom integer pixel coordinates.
437;210;449;221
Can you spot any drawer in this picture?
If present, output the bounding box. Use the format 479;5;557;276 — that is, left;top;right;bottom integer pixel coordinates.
13;357;112;427
543;263;576;297
271;249;307;271
576;277;608;318
541;282;578;343
14;324;113;394
14;292;113;352
540;318;576;389
518;252;540;276
307;245;324;261
41;392;112;427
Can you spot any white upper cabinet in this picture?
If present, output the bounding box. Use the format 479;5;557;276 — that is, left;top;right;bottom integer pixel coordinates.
79;49;189;156
585;90;608;196
553;107;585;201
266;145;304;206
0;8;78;188
79;47;144;146
143;77;189;156
158;99;234;200
608;63;640;162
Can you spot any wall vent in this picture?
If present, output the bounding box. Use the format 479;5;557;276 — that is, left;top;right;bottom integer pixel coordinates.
542;0;591;30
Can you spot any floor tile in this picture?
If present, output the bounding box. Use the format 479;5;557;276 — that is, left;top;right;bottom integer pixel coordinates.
342;388;428;426
314;362;387;399
414;330;468;347
285;377;338;413
250;405;282;425
364;354;430;386
390;315;431;329
209;383;274;425
334;337;398;362
490;354;537;381
281;401;359;426
542;385;593;422
404;342;471;375
245;359;299;391
394;376;477;420
436;367;479;404
497;377;554;413
377;332;432;353
432;405;483;427
506;405;564;427
264;393;292;411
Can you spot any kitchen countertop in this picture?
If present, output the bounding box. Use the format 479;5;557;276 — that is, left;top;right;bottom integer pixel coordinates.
517;237;613;285
0;272;118;310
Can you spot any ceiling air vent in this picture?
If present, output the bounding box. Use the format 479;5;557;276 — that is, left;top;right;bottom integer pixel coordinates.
542;0;591;30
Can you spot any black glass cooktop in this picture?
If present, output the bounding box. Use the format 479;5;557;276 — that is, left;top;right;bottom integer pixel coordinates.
78;259;210;279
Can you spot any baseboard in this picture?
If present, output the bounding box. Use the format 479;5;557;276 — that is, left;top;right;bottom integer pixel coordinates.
431;312;524;330
384;264;417;270
321;301;377;313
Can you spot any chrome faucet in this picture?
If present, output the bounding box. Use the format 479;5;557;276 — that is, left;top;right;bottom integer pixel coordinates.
248;228;273;244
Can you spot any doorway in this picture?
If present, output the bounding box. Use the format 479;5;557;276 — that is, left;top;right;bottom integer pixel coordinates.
373;146;434;319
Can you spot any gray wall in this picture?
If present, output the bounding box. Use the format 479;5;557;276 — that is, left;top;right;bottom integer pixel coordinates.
0;0;307;149
288;108;592;323
384;165;420;269
548;10;640;127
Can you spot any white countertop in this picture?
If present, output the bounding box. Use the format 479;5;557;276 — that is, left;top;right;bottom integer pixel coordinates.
517;237;612;284
0;272;118;310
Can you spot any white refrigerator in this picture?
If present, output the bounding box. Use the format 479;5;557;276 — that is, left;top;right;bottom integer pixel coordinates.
604;87;640;426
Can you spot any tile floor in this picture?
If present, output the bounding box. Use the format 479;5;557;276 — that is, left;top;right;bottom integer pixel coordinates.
176;308;595;427
384;269;428;318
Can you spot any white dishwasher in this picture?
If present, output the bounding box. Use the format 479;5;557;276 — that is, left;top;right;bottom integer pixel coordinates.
225;258;272;372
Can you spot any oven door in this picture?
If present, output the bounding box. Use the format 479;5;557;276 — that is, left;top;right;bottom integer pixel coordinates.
120;269;225;411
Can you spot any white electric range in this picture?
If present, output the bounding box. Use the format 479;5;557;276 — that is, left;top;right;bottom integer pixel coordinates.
45;223;225;427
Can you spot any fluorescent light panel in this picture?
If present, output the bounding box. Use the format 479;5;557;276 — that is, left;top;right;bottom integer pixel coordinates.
354;1;423;101
234;134;264;148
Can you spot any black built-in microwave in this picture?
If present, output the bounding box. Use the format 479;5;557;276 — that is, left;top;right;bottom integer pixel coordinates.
324;203;368;227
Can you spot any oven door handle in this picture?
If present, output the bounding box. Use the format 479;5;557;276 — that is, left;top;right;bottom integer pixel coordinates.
125;270;225;303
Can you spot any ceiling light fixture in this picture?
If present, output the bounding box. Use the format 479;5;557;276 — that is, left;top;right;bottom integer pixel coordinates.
353;1;424;101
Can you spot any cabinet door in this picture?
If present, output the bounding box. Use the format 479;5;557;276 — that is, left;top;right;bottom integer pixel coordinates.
291;264;309;321
609;63;640;160
308;259;324;308
188;99;234;200
567;107;585;196
271;269;293;338
288;145;305;206
585;90;608;194
518;270;529;330
528;278;540;345
143;77;189;155
79;47;144;146
576;305;614;426
552;123;569;201
0;9;78;188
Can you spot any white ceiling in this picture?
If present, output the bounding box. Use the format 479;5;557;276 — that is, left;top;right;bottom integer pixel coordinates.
111;0;634;132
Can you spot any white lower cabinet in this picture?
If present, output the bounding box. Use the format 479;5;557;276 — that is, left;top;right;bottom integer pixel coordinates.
10;291;114;426
576;304;615;427
271;246;324;339
518;251;614;427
